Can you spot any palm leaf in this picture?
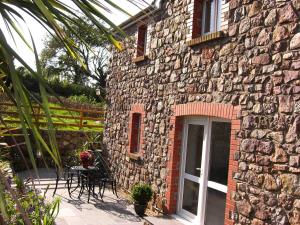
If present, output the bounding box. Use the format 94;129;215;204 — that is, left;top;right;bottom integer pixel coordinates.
0;1;152;224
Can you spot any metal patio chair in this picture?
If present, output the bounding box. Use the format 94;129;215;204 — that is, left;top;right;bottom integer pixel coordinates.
53;156;79;197
94;150;118;199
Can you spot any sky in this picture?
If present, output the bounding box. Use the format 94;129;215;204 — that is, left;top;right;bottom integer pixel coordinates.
2;0;152;68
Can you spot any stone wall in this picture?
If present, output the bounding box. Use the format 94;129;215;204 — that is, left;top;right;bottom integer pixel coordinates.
41;130;97;155
104;0;300;224
3;130;100;170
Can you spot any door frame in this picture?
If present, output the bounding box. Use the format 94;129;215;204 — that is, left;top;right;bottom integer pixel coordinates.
177;116;230;225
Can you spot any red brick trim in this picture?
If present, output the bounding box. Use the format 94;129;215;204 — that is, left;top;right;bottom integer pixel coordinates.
192;0;203;39
187;31;225;47
165;102;241;225
128;104;145;158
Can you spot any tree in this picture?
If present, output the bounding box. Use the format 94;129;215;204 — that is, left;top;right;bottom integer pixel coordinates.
41;17;108;92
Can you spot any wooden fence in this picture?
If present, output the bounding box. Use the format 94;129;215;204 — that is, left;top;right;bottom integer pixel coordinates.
0;102;105;129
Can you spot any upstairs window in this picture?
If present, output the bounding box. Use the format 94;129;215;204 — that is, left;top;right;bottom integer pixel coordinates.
136;25;147;57
192;0;222;38
129;113;142;153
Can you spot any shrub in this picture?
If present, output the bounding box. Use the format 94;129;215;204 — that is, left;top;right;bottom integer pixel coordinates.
1;176;60;225
131;184;153;205
68;95;98;105
19;71;102;102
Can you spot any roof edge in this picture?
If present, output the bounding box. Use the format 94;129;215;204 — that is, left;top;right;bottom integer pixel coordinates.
119;0;163;30
153;0;163;8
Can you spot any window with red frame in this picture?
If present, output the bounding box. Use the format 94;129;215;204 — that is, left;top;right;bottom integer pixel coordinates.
130;113;142;153
136;25;147;57
192;0;222;38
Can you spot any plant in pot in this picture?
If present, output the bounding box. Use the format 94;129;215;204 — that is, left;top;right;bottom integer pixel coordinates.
79;150;94;168
131;183;153;217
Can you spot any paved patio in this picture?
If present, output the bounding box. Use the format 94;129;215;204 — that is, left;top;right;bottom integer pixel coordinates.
19;168;183;225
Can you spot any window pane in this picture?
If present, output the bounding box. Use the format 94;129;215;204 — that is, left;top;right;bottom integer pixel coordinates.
182;179;199;215
205;187;226;225
203;0;215;33
130;113;141;153
217;0;222;31
208;121;231;185
185;124;204;177
137;26;147;56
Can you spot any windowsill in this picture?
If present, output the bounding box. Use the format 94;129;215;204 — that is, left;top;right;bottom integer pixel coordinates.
127;152;141;160
132;55;148;63
186;31;225;47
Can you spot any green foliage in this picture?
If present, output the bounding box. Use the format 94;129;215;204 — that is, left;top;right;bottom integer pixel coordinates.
131;184;153;205
68;95;98;105
0;0;132;223
4;191;60;225
40;16;108;91
2;102;104;133
48;79;99;100
2;177;60;225
13;176;24;193
63;148;82;167
18;68;100;101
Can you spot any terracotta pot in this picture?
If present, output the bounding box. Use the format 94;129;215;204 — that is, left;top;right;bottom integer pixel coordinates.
79;151;94;168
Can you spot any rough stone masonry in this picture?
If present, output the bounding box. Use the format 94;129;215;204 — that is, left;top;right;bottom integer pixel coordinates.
104;0;300;224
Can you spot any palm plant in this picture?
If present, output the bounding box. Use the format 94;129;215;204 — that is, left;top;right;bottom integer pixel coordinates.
0;0;150;224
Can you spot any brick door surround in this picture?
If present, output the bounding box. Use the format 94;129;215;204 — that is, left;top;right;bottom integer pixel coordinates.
165;102;241;225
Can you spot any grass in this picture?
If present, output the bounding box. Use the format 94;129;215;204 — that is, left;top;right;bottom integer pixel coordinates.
1;103;103;132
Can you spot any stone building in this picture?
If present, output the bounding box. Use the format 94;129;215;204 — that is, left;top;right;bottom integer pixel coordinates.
103;0;300;224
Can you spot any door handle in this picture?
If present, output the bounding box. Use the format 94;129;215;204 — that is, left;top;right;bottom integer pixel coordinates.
196;168;202;176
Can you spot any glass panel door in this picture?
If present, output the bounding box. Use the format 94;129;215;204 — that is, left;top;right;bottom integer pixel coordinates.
178;119;208;223
185;124;203;177
205;121;231;225
177;118;231;225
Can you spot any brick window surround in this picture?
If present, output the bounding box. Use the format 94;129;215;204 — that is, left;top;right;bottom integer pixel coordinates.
165;102;241;225
186;0;229;46
128;104;145;159
192;0;203;39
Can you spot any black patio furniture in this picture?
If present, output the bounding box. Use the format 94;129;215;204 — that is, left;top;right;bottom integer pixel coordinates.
53;166;76;197
53;146;118;203
79;168;105;203
93;150;118;198
75;151;118;203
70;165;101;202
53;156;79;197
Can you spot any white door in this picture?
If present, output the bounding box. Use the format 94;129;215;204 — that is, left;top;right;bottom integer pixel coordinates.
177;117;231;225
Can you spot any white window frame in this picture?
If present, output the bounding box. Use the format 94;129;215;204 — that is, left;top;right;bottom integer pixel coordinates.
201;0;222;35
186;0;229;41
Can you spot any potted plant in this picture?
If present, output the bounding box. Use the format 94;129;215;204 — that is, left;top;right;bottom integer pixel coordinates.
79;150;94;168
131;183;153;217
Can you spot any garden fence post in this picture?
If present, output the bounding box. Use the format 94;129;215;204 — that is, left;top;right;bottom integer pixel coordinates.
79;108;83;129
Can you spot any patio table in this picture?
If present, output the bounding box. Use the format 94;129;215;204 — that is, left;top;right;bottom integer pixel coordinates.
70;165;99;173
69;166;99;197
